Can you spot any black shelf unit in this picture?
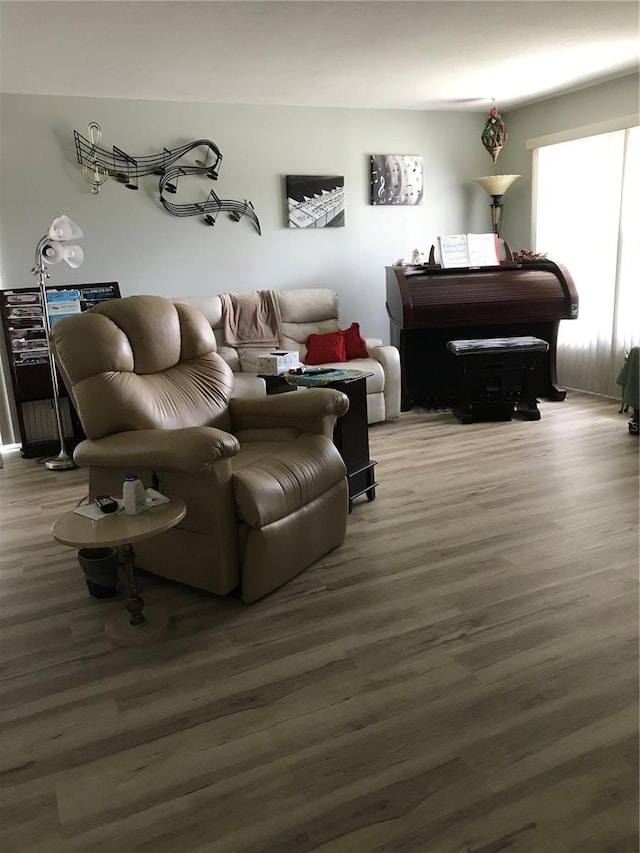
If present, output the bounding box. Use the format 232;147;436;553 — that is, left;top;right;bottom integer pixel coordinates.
0;282;120;458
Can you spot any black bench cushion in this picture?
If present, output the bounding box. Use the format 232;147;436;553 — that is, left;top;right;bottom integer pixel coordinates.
447;336;549;356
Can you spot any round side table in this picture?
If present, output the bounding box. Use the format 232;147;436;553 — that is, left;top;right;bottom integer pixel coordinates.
53;498;186;646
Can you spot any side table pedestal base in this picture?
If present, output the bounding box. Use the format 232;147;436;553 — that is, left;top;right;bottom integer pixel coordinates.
105;605;169;647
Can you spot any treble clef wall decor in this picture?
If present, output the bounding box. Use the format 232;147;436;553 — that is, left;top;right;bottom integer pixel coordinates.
369;154;423;206
73;123;261;234
81;122;109;195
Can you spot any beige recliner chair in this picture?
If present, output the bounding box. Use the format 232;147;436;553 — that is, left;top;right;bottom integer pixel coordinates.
50;295;349;602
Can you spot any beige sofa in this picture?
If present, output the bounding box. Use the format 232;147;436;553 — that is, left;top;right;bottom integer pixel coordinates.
173;288;401;425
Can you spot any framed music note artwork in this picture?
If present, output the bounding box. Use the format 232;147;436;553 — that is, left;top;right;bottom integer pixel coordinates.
370;154;423;206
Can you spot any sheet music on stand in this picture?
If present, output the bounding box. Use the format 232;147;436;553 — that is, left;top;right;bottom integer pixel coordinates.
437;233;500;268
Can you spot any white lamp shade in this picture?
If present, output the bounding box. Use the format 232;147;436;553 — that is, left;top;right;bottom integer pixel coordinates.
47;214;84;242
474;174;522;197
42;243;84;268
41;243;65;264
62;245;84;268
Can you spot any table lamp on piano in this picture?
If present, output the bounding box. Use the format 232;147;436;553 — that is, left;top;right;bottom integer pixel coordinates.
474;174;521;236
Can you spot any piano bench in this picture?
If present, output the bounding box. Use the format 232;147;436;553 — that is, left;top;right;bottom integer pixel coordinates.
446;336;550;424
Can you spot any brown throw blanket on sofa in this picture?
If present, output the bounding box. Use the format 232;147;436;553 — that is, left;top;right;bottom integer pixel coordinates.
220;290;283;346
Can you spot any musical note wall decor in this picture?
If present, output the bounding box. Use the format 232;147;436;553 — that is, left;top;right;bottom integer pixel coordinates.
73;123;261;234
370;154;423;206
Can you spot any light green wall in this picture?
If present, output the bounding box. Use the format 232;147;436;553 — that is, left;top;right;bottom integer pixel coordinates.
3;80;636;341
497;73;639;251
0;79;639;440
1;79;637;442
0;94;493;343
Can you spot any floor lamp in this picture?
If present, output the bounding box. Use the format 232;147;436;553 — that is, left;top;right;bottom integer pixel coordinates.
31;215;84;470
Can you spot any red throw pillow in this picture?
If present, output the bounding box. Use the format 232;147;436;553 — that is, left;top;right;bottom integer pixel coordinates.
305;330;347;365
342;322;368;359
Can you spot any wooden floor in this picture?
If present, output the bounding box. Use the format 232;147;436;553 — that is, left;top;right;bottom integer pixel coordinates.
0;392;638;853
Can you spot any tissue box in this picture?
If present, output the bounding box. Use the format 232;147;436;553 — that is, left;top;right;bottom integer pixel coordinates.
256;350;300;375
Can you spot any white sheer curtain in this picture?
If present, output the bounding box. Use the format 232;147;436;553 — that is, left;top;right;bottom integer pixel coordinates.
534;125;639;397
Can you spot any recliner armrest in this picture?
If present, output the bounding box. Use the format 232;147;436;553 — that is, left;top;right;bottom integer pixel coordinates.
229;387;349;437
73;427;239;473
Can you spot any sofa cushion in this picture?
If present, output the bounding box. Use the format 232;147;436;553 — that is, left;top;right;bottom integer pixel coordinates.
342;322;368;359
305;330;347;365
277;288;339;325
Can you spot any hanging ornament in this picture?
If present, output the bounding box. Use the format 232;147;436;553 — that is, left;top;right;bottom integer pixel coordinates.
481;101;508;162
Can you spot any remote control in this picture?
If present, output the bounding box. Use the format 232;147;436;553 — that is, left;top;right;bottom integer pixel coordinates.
95;495;118;514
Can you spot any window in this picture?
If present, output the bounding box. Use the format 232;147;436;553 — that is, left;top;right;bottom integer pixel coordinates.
533;125;639;397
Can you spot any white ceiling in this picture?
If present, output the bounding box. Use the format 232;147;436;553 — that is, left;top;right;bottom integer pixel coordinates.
0;1;638;111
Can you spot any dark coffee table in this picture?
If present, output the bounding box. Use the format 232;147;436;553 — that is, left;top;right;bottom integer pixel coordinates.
284;369;377;512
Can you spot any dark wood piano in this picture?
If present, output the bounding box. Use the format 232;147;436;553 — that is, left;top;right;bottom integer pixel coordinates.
386;252;579;411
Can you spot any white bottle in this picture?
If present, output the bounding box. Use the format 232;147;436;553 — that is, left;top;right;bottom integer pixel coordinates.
123;474;146;515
